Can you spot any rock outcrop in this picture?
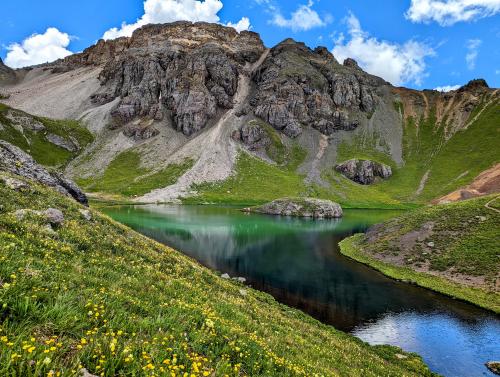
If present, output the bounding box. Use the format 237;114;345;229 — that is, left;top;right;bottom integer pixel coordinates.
335;159;392;185
245;197;343;218
0;140;88;205
251;39;385;137
232;122;270;150
57;22;265;136
0;58;16;84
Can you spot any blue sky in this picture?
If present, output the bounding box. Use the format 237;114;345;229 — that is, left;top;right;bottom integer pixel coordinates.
1;0;499;90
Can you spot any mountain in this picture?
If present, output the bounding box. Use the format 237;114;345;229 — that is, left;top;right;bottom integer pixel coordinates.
0;21;498;207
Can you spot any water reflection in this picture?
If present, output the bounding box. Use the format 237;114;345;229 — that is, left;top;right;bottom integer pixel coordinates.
102;204;500;377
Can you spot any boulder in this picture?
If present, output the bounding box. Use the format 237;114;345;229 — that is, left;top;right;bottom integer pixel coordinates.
335;159;392;185
234;122;270;150
0;140;88;205
45;133;78;152
246;197;343;218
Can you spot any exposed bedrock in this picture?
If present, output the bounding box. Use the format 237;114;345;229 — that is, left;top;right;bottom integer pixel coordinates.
251;39;386;137
0;140;88;205
57;22;265;136
232;122;270;151
335;159;392;185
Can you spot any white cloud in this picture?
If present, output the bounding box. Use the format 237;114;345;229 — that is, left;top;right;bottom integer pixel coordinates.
465;38;481;70
226;17;251;32
332;13;435;86
434;84;460;91
102;0;250;40
406;0;500;26
5;27;73;68
271;0;331;31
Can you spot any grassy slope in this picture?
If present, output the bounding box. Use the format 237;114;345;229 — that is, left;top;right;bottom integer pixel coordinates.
339;196;500;313
0;103;93;167
78;150;194;198
0;174;435;376
190;100;498;208
336;101;500;204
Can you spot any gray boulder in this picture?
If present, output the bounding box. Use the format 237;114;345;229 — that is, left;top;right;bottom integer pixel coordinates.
0;140;88;205
247;197;343;218
233;122;270;150
335;159;392;185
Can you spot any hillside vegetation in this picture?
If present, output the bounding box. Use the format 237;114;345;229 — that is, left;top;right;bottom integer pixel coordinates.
0;104;93;167
339;195;500;312
190;97;499;208
0;173;436;376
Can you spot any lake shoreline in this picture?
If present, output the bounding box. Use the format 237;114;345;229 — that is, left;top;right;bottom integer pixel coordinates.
339;234;500;314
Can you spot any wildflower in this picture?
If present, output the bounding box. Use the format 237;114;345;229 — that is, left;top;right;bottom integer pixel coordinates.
43;357;52;365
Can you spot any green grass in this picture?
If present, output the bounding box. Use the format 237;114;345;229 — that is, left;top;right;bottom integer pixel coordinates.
189;152;311;206
78;150;194;197
0;173;436;376
0;103;93;167
339;196;500;313
190;151;417;208
335;100;500;204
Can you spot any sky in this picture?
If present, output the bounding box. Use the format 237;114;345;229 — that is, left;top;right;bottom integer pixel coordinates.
0;0;499;90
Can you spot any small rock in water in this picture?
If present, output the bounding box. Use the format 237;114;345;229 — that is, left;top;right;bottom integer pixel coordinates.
43;208;64;226
486;361;500;375
221;273;230;279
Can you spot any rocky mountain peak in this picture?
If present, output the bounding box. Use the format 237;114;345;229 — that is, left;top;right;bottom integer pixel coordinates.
458;78;489;93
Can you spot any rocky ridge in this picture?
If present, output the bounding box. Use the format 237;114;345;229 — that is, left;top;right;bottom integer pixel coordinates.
58;22;265;137
0;140;88;205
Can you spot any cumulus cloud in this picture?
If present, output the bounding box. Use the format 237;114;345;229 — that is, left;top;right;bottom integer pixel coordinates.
5;27;73;68
406;0;500;26
434;84;460;91
271;0;331;31
332;13;435;86
102;0;250;40
226;17;251;32
465;38;481;70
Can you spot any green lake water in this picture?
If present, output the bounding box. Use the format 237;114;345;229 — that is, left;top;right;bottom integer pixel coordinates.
102;204;500;377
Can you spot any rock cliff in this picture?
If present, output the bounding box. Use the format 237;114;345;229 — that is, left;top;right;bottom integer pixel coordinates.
335;159;392;185
0;140;88;205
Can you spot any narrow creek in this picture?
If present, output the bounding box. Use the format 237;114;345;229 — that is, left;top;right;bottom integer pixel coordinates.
102;204;500;377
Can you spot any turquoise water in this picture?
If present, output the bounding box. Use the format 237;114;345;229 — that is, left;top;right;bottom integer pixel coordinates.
102;204;500;377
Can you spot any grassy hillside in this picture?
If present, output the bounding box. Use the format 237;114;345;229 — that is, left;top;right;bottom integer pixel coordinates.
189;97;499;208
0;173;436;376
336;100;500;204
339;195;500;313
77;150;194;198
0;104;93;167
